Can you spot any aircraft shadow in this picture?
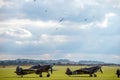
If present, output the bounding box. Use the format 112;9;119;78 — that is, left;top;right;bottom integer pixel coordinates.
68;75;91;77
3;76;42;78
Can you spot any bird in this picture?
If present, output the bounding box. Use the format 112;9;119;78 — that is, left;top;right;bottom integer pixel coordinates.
59;18;64;23
56;28;58;30
84;18;87;21
45;10;47;13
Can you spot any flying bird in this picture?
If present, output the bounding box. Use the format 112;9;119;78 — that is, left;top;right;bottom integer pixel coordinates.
45;10;47;13
59;18;64;23
84;18;87;21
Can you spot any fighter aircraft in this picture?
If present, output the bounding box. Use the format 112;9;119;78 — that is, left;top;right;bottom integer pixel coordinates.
65;65;103;77
15;64;53;77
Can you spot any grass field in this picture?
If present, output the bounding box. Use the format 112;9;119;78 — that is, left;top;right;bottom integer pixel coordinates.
0;66;120;80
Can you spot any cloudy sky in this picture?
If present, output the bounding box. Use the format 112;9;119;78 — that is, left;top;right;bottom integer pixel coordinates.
0;0;120;63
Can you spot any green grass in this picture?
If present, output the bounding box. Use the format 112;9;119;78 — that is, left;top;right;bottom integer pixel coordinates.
0;66;120;80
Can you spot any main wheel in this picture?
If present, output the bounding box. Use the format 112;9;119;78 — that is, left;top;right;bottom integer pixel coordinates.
39;74;42;77
47;74;50;77
90;74;92;77
21;75;23;78
117;74;119;78
94;74;97;77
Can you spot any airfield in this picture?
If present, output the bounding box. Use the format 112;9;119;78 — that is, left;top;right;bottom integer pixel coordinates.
0;66;120;80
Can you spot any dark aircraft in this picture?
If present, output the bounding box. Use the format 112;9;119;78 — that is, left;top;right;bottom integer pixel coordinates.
116;69;120;78
65;65;103;77
15;64;53;77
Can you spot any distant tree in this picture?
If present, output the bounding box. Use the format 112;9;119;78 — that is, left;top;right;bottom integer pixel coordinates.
57;62;61;65
1;61;6;68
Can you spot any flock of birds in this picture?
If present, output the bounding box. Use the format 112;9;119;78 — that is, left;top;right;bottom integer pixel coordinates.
33;0;95;22
32;0;91;31
33;0;65;31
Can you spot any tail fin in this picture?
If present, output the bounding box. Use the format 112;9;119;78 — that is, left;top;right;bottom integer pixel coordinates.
65;68;72;75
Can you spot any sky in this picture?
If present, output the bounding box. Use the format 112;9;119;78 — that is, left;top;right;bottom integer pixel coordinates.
0;0;120;64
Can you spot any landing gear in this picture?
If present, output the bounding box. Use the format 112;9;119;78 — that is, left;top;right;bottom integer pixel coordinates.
117;74;120;78
94;74;97;77
39;74;42;77
90;74;92;77
90;74;97;77
39;73;50;77
47;73;50;77
20;75;23;78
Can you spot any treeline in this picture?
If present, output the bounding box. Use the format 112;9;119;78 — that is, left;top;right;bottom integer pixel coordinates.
0;59;120;66
0;59;73;66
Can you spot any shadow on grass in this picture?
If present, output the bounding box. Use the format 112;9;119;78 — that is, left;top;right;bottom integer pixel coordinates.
68;75;92;77
3;76;43;78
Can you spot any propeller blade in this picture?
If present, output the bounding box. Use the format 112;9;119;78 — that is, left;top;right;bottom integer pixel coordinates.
100;67;103;73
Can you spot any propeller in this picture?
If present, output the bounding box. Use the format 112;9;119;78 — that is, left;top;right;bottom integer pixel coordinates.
100;67;103;73
50;64;53;74
16;66;22;72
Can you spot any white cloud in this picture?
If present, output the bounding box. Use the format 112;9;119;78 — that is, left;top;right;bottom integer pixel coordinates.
96;13;116;28
15;34;71;46
63;12;117;29
0;0;5;8
60;12;116;30
40;54;52;60
65;54;72;59
15;41;24;45
25;0;31;2
40;34;69;43
54;12;116;30
0;54;14;60
62;53;120;63
0;0;15;8
73;0;99;9
112;55;120;59
0;19;62;28
63;21;93;30
0;54;53;60
2;28;32;38
15;40;39;45
106;0;120;8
